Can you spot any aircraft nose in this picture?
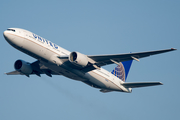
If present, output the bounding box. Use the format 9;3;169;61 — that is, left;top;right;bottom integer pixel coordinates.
3;30;15;43
3;31;7;38
3;31;9;40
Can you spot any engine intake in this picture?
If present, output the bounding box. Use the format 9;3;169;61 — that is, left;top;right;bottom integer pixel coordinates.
69;52;88;68
14;60;33;75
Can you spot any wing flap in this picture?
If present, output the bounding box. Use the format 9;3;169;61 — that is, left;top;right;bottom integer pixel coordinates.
122;82;163;88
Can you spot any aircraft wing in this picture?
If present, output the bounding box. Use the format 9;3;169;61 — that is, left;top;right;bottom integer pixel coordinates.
88;48;176;67
5;70;22;75
122;82;163;88
5;60;59;77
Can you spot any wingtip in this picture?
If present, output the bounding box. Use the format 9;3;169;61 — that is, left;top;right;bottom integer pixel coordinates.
171;48;177;50
159;82;163;85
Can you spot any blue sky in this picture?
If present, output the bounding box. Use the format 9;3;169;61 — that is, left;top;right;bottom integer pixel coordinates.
0;0;180;120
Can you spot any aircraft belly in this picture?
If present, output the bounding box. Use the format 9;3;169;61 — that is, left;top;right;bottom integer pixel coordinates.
85;71;125;91
41;61;87;81
85;71;111;89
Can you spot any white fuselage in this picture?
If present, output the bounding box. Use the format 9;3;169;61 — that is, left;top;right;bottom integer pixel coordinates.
3;28;131;93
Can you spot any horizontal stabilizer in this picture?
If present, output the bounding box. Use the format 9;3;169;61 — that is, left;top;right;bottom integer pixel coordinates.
122;82;163;88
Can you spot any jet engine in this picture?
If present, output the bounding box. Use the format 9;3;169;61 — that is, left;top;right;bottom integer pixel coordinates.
14;60;33;75
69;52;88;68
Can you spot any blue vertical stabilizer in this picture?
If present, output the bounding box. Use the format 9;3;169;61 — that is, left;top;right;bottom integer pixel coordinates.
111;60;133;82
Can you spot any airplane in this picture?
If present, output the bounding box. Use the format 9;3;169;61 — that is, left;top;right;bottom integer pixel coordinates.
3;28;176;93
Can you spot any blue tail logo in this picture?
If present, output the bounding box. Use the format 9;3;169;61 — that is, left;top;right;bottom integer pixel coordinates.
111;60;133;82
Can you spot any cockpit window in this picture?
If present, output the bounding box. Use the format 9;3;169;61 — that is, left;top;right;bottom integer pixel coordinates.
7;29;15;32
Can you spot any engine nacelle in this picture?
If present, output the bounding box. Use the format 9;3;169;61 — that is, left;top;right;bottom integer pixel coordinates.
14;60;33;75
69;52;88;68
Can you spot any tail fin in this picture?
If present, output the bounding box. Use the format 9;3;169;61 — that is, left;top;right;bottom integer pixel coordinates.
111;60;133;82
